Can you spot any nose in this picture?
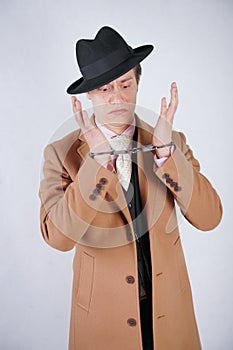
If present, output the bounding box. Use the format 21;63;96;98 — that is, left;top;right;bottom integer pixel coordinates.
108;86;125;104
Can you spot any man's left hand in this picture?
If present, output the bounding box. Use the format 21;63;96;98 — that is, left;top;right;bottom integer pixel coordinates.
153;82;178;158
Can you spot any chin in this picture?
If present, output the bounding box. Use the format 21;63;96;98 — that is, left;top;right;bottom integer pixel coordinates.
97;114;134;128
111;113;134;125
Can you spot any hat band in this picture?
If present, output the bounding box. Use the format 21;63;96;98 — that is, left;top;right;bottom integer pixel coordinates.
81;46;134;80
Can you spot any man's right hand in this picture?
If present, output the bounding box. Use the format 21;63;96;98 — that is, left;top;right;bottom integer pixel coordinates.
71;97;111;164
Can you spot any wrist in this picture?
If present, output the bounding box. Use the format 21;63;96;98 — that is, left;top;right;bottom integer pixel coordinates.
154;142;175;158
155;149;170;158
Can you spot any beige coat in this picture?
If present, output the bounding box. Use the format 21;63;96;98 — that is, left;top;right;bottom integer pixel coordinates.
39;115;222;350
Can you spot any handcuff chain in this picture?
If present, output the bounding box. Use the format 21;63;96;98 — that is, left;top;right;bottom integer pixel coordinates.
89;142;175;158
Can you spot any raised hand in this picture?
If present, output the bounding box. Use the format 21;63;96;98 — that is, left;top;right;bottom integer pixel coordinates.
153;82;179;157
72;96;111;154
72;97;112;167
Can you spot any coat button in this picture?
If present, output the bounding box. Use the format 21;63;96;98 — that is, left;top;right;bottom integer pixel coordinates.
93;187;101;195
127;318;137;327
128;202;132;208
162;173;169;179
166;178;173;184
89;194;96;201
174;185;182;192
96;183;102;190
126;275;135;284
99;177;108;185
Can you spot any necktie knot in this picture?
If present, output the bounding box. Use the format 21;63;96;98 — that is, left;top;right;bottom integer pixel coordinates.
108;134;132;152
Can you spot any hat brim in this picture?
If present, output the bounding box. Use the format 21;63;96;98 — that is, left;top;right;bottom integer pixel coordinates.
66;45;153;94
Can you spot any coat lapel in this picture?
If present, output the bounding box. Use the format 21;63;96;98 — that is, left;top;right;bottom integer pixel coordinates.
136;116;167;232
136;116;152;209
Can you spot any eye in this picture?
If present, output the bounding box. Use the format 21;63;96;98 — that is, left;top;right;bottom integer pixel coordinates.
99;85;111;92
122;83;131;89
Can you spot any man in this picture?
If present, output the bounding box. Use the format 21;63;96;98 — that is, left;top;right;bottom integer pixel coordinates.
39;26;222;350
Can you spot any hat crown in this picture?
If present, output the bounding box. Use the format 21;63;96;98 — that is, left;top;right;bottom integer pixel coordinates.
76;26;133;79
66;26;154;94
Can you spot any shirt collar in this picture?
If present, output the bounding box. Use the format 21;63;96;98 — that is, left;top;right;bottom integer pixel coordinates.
95;116;135;140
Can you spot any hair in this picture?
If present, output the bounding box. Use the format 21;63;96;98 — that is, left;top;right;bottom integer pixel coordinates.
133;63;142;84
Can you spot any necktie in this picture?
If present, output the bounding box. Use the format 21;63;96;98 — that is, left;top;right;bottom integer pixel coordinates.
108;134;132;191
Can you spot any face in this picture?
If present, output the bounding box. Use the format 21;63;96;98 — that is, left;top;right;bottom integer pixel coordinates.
86;68;139;133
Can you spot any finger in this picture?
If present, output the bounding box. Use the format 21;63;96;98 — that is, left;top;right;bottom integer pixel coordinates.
75;110;85;129
72;96;82;114
72;97;85;128
71;96;77;114
82;110;92;129
160;97;167;117
75;109;92;134
166;83;178;120
169;82;179;108
71;96;76;106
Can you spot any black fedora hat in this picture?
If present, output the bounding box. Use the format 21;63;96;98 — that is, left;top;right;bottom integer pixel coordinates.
66;26;154;94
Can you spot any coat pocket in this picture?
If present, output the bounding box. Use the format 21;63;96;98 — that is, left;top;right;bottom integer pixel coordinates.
76;252;95;312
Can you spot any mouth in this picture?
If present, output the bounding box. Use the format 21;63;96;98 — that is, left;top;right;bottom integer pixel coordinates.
109;109;128;115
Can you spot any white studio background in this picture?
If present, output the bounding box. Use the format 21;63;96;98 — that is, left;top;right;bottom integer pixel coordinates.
0;1;232;349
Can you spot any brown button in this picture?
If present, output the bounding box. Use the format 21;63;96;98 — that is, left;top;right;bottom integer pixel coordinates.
127;318;137;327
99;177;108;185
166;178;173;184
93;188;100;195
89;194;96;201
162;173;169;179
126;275;135;284
174;185;182;192
96;183;102;190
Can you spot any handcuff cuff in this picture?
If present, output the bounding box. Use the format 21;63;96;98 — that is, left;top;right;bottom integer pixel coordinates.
89;141;175;158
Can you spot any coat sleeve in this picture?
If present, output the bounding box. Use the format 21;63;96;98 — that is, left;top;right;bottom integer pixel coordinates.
39;143;118;251
154;131;223;231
